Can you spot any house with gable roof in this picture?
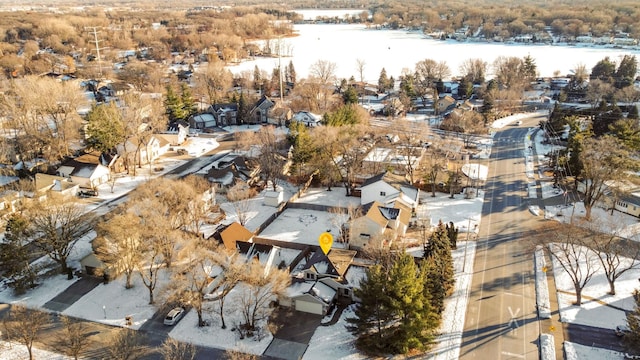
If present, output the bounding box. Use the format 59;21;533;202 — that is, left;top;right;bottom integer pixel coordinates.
282;248;357;315
358;172;420;213
292;111;322;127
56;152;111;189
348;200;411;250
249;95;274;124
208;103;238;127
116;135;170;167
211;222;254;251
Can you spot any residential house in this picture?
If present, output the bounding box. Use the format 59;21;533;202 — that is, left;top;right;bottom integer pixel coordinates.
436;95;456;115
282;248;357;315
205;155;259;190
0;190;21;215
189;113;217;131
34;173;80;198
292;111;322;127
358;172;420;213
248;95;274;124
116;135;170;167
270;107;293;126
56;152;111;189
165;120;190;145
348;200;411;250
211;222;254;251
208;103;238;127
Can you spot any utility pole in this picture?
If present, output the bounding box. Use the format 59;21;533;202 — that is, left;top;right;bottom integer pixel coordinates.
86;26;108;79
277;36;284;103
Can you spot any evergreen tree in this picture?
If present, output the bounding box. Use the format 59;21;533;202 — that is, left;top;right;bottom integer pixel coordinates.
237;92;249;125
446;221;459;249
165;85;183;122
386;252;436;353
253;65;262;91
342;86;359;105
286;60;296;86
0;214;37;295
347;253;438;355
346;265;395;353
424;220;455;312
590;56;616;83
85;102;125;153
378;68;389;93
614;55;637;89
624;290;640;353
180;83;197;119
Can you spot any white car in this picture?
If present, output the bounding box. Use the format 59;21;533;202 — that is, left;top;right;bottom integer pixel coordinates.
163;307;185;326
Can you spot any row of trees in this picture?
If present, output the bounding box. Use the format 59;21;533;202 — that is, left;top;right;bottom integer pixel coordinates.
347;221;455;355
538;217;640;306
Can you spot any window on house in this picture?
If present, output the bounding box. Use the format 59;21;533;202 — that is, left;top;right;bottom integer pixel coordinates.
380;191;386;196
360;233;370;239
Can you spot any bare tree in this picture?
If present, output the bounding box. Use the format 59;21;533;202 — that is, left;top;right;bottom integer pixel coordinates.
355;58;366;84
94;212;144;289
319;125;368;196
414;59;451;105
237;261;290;334
28;195;94;274
538;222;599;305
254;126;286;192
459;58;488;84
54;316;91;360
195;59;233;105
159;338;197;360
579;136;636;220
586;79;615;109
226;181;256;226
106;328;148;360
172;238;215;327
309;59;338;111
424;147;447;197
583;219;640;295
210;247;244;329
2;305;49;360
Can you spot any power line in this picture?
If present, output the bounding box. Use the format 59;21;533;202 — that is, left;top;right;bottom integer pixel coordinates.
85;26;108;79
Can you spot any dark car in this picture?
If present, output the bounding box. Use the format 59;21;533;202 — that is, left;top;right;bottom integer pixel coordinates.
78;189;98;198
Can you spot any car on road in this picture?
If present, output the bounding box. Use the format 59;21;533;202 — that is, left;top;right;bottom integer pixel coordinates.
515;120;523;126
164;307;185;326
616;324;631;337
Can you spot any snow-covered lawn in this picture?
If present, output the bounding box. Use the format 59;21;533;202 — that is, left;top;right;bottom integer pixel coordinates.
169;283;273;355
63;268;172;330
292;187;360;208
302;305;366;360
0;341;71;360
564;341;623;360
257;208;349;247
551;246;639;330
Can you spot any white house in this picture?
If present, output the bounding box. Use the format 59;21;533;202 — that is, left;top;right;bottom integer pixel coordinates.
56;152;111;189
116;135;170;167
358;172;420;213
292;111;322;127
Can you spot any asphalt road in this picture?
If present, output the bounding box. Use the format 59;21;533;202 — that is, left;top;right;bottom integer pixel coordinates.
460;117;544;359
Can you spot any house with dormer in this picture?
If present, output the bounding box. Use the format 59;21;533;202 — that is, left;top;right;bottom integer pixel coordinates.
358;172;420;213
56;152;111;189
208;103;238;127
348;200;411;250
116;135;170;167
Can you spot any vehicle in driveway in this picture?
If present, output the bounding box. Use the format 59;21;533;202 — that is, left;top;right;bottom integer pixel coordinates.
164;307;185;326
616;324;630;337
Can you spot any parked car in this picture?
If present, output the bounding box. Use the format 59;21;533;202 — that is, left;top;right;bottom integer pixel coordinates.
615;324;631;337
78;189;98;198
164;307;185;326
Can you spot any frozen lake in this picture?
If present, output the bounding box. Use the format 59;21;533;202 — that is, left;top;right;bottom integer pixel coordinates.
228;23;639;83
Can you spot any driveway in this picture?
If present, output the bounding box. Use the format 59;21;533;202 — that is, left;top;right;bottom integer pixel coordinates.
43;276;102;312
263;307;323;360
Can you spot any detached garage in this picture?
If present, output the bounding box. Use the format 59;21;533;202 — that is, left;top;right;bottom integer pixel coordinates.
292;293;327;316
